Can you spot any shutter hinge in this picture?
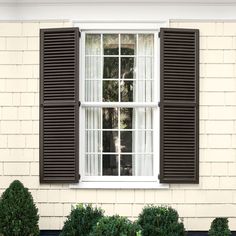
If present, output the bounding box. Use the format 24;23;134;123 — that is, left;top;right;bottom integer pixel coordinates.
158;102;161;107
158;31;161;38
79;31;81;38
78;101;81;107
158;174;160;180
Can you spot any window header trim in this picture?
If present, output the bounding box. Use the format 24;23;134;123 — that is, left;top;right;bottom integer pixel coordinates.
74;22;168;31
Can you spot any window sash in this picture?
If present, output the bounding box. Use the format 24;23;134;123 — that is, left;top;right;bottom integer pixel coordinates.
81;102;158;108
80;30;160;182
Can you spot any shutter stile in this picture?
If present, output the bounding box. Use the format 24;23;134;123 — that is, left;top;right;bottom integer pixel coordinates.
160;28;199;183
40;28;80;183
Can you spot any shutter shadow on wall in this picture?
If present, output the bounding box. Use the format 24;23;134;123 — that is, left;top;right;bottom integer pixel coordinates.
159;28;199;184
40;28;80;183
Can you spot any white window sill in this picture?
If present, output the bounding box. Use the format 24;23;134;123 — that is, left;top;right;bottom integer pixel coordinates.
70;181;169;189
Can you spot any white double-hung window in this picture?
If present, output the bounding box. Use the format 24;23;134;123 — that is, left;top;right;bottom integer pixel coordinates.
79;29;160;187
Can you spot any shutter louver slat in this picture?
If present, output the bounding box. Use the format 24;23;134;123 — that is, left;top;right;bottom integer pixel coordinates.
160;28;199;184
40;28;79;183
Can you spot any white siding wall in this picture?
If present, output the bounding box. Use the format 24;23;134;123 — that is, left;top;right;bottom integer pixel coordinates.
0;20;236;231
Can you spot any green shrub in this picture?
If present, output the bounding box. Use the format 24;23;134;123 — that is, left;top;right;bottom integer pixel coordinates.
208;218;231;236
60;204;104;236
137;205;185;236
90;215;140;236
0;180;39;236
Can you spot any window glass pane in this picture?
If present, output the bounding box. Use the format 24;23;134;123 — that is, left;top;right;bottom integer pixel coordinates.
133;80;153;102
120;81;133;102
121;57;135;79
103;155;118;175
103;34;119;55
120;80;153;103
103;131;119;152
120;155;133;176
133;131;153;153
120;108;133;129
85;56;101;79
135;154;153;176
138;34;154;56
121;34;136;55
131;108;153;129
120;131;132;152
85;108;101;129
103;108;118;129
137;57;153;80
120;108;153;130
86;131;101;153
103;57;119;78
121;131;153;153
85;80;102;102
85;154;101;176
103;80;118;102
86;34;101;55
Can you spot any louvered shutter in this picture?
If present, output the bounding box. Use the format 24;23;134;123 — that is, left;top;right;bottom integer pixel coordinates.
40;28;80;183
160;28;199;183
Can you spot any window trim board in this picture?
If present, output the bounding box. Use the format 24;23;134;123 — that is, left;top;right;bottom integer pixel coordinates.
70;181;169;189
80;31;159;181
73;23;167;189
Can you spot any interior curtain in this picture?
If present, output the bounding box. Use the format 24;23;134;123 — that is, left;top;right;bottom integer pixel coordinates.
133;34;153;176
85;35;101;176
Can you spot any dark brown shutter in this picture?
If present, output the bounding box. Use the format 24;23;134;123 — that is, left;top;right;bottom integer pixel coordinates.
160;28;199;183
40;28;80;183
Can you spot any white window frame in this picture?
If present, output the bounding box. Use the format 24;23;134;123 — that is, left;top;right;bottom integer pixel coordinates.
70;22;169;189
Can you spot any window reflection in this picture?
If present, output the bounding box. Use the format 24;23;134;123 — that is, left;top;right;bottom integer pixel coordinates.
103;34;119;55
103;155;118;176
120;131;132;153
120;81;133;102
103;80;118;102
121;57;135;79
103;108;118;129
103;57;119;78
120;108;133;129
120;155;132;176
103;131;119;153
121;34;136;55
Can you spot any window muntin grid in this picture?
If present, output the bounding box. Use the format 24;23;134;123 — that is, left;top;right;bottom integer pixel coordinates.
83;33;156;178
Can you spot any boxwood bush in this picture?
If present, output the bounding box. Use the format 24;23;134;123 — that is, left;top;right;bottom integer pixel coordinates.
90;215;141;236
60;204;104;236
0;180;39;236
137;205;185;236
208;218;231;236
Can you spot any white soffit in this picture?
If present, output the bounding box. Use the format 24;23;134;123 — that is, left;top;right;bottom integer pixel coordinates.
2;0;236;21
2;0;236;5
